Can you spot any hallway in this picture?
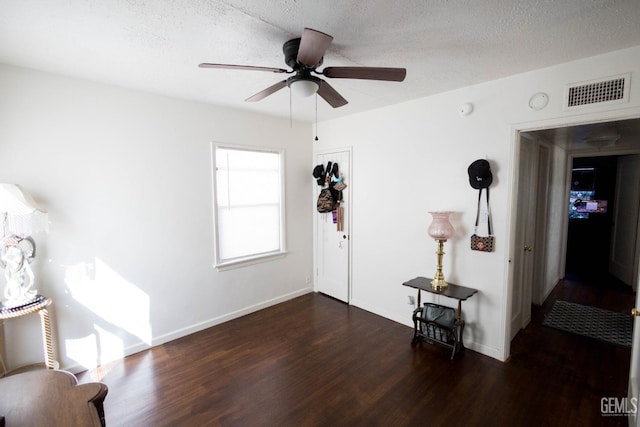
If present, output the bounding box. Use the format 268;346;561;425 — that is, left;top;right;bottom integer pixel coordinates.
510;272;634;425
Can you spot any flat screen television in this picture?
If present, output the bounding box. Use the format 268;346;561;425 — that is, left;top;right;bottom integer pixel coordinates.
574;199;607;214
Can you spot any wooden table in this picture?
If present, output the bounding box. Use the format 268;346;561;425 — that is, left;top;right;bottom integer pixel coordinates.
402;277;477;323
403;277;478;358
0;369;107;426
0;296;56;374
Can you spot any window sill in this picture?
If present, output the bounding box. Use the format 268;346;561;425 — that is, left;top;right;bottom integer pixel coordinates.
215;251;288;271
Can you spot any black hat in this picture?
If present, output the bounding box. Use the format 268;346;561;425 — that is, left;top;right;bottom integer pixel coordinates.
312;164;325;186
468;159;493;189
312;164;324;178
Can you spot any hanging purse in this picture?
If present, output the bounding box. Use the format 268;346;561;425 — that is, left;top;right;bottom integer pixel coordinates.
317;161;337;213
317;188;336;213
470;187;495;252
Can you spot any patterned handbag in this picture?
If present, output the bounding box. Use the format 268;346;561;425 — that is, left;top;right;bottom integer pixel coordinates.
317;188;336;213
470;233;494;252
471;187;495;252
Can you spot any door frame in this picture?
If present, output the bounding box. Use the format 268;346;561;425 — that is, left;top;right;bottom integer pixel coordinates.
504;108;640;360
313;146;353;303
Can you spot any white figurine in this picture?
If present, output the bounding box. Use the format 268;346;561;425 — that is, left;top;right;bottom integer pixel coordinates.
1;236;37;308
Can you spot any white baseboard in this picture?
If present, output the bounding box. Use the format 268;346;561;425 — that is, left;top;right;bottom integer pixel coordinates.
151;287;313;347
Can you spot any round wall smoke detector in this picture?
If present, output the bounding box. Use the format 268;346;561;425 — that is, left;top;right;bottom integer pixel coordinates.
528;92;549;110
459;102;474;116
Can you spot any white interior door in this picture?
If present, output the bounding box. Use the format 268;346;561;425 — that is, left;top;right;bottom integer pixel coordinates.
532;145;550;305
610;154;640;289
315;149;350;303
512;139;537;339
629;275;640;426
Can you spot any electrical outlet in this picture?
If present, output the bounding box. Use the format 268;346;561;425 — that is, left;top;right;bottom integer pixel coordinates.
408;295;415;306
305;275;311;284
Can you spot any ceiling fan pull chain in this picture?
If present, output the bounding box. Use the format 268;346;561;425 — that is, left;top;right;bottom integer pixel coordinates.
315;94;319;141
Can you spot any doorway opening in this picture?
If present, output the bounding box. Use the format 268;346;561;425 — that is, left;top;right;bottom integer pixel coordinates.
511;117;640;344
509;116;640;414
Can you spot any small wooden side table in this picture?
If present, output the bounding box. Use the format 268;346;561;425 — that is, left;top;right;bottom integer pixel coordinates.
0;296;56;375
403;277;477;323
403;277;478;358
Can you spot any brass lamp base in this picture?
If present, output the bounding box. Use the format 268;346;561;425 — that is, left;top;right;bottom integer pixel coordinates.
431;278;448;291
431;239;448;291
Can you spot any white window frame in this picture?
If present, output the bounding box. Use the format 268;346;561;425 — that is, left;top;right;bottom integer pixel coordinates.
211;142;287;270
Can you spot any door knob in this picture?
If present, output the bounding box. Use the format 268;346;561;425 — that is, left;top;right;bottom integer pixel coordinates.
632;308;640;317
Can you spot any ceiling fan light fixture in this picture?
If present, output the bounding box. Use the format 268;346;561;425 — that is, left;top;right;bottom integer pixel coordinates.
583;132;621;147
289;79;319;98
200;28;406;109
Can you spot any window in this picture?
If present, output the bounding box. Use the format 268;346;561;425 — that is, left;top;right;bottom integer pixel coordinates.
212;144;285;268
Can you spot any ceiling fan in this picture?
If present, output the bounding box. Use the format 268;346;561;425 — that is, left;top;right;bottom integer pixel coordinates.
199;28;407;108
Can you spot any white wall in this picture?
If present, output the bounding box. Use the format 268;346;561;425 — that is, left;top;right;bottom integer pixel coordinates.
314;45;640;361
0;64;314;372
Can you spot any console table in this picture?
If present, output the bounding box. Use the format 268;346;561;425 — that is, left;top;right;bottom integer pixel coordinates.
0;296;56;375
402;277;478;359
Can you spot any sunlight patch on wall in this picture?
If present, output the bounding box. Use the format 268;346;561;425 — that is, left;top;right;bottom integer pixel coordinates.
64;325;125;369
63;258;152;368
65;333;99;369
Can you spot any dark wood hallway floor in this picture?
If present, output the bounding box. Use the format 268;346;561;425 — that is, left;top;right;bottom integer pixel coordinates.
509;272;634;427
79;277;635;427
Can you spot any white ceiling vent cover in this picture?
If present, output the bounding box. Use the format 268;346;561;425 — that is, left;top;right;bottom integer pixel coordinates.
564;73;630;110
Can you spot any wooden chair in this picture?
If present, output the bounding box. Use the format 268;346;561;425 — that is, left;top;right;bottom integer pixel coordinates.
0;369;107;426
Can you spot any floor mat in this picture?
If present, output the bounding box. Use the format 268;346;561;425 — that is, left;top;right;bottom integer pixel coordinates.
543;300;632;347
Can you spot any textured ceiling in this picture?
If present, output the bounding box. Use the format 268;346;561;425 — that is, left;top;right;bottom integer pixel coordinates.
1;0;639;122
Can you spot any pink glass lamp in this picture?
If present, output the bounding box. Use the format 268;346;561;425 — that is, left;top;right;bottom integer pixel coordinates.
428;211;455;290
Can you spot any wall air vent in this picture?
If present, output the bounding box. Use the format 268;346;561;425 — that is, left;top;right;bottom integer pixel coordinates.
564;73;630;110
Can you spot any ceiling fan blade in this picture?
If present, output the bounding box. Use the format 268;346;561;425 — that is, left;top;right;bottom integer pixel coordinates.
321;66;406;82
317;80;348;108
199;63;288;74
297;28;333;68
245;80;288;102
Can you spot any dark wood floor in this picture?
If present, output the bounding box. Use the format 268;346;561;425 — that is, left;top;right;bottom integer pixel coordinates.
79;275;635;427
